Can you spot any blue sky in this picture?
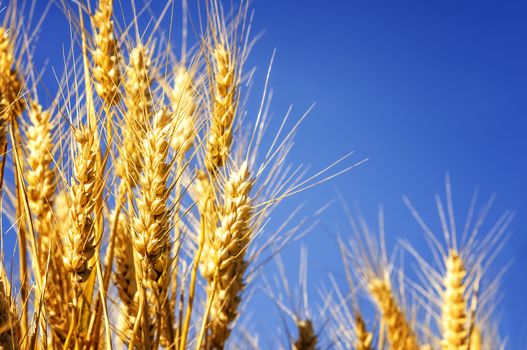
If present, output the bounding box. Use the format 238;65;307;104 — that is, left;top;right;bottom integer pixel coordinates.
25;0;527;348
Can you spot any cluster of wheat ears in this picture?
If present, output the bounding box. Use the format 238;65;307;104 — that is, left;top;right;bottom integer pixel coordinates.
0;0;513;349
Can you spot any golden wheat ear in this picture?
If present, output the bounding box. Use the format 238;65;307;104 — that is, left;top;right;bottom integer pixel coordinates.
0;271;20;349
262;247;320;350
199;161;253;349
0;27;25;122
403;176;514;350
91;0;122;107
341;208;421;350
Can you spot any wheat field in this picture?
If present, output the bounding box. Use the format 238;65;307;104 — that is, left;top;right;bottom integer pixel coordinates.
0;0;517;349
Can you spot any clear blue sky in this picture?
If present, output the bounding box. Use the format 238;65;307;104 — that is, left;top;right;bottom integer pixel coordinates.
26;0;527;348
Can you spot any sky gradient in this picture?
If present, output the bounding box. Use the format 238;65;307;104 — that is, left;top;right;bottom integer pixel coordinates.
24;0;527;348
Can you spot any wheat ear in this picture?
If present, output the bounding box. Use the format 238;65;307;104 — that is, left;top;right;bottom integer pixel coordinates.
205;44;238;173
355;314;373;350
116;44;152;191
131;109;172;346
62;125;99;284
47;191;74;345
25;102;56;269
92;0;121;106
441;250;469;350
170;65;197;158
293;319;318;350
132;108;172;288
0;276;19;349
111;208;138;344
368;277;420;350
200;161;252;348
0;27;24;121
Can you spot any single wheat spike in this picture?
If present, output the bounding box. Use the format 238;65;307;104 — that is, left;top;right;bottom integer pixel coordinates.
131;109;173;346
25;102;56;268
63;125;99;283
111;208;138;344
170;65;197;157
441;250;469;350
0;27;24;121
195;169;218;244
368;278;420;350
205;44;238;173
355;314;373;350
47;191;74;344
293;319;318;350
201;162;252;348
0;277;19;349
116;44;152;190
112;208;137;307
132;108;172;287
92;0;121;106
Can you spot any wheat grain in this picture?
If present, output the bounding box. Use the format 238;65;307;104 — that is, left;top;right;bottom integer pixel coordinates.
470;326;481;350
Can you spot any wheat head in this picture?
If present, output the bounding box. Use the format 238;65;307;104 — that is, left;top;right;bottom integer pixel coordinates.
368;277;420;350
92;0;121;106
62;125;99;284
205;44;237;173
293;319;318;350
441;250;469;350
